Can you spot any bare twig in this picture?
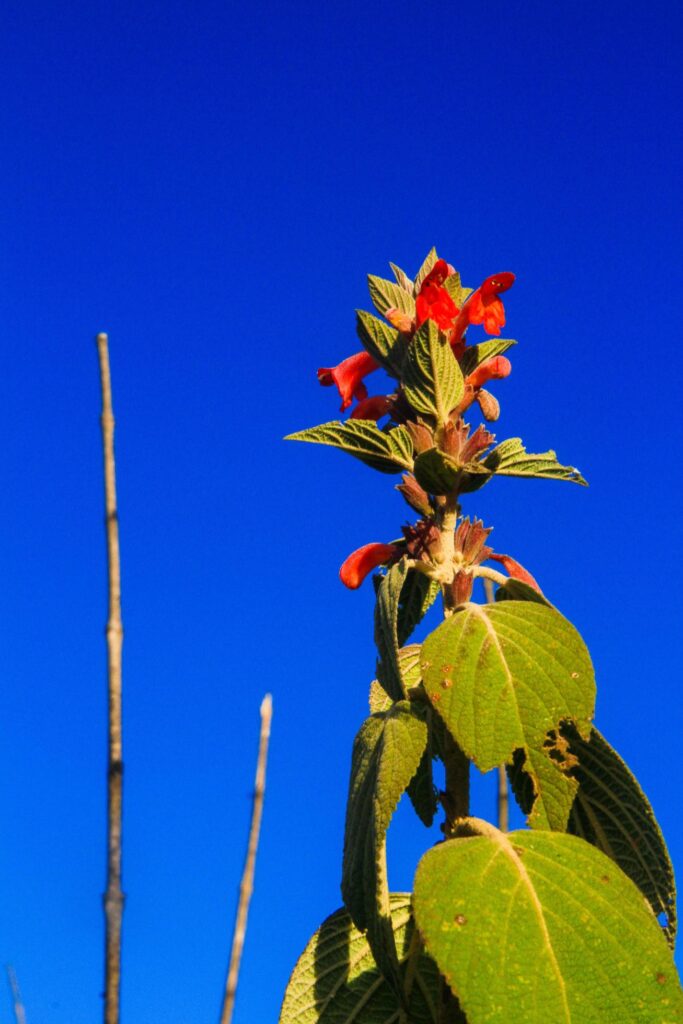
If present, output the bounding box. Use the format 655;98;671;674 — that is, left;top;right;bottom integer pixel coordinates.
6;965;27;1024
482;578;509;832
220;694;273;1024
96;333;124;1024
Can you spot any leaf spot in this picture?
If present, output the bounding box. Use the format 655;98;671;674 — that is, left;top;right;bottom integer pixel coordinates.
600;875;610;884
657;973;667;985
431;692;442;703
441;663;453;674
454;914;467;926
571;671;579;679
441;678;453;690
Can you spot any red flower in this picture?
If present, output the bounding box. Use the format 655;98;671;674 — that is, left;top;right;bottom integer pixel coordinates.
339;542;401;589
349;394;393;421
489;553;541;593
465;355;512;391
318;351;379;412
415;259;459;333
466;272;515;336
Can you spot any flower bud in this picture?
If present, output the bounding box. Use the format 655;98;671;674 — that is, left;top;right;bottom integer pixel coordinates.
339;542;401;590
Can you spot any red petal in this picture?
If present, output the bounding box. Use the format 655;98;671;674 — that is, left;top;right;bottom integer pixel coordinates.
339;542;400;589
317;351;379;411
349;395;393;420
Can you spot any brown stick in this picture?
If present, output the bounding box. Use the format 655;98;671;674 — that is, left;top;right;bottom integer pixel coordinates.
96;333;124;1024
482;578;509;832
6;965;27;1024
220;694;273;1024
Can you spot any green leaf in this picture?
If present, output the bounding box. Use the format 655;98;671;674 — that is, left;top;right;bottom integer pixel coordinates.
495;578;551;605
286;421;413;474
420;601;595;828
459;338;517;377
356;310;409;376
403;321;465;422
279;895;440;1024
566;725;677;946
389;261;414;294
484;437;587;486
413;247;439;292
367;274;416;321
406;743;438;828
413;820;683;1024
375;561;438;700
443;271;472;308
369;645;422;714
413;448;462;495
342;702;429;987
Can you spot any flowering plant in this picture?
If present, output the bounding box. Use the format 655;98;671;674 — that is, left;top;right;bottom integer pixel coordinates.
280;250;681;1024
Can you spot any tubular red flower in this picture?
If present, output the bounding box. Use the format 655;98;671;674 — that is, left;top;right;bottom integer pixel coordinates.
415;259;459;332
349;395;393;421
465;355;512;391
489;553;541;593
318;351;379;411
466;272;515;336
339;542;401;590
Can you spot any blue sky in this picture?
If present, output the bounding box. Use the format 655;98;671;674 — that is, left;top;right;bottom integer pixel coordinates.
0;0;681;1020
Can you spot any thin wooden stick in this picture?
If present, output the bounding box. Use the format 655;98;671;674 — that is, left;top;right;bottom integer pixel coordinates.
220;694;273;1024
96;333;124;1024
482;578;509;832
6;965;27;1024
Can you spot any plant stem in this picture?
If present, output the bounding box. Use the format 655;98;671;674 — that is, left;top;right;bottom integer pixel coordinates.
96;333;124;1024
219;694;273;1024
6;966;27;1024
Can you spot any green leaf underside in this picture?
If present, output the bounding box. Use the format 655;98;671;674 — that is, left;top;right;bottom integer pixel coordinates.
484;437;587;485
375;561;438;701
285;421;413;474
413;824;683;1024
566;725;677;946
369;645;421;714
420;601;595;828
342;703;428;985
459;338;517;376
495;578;552;605
279;895;440;1024
368;274;416;321
413;248;439;293
403;321;464;421
443;271;472;308
413;448;463;495
406;744;438;827
389;262;413;295
356;310;409;376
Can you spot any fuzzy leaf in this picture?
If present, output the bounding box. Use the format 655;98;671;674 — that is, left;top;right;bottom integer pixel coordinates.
369;645;422;714
420;601;595;828
460;338;517;376
566;725;677;946
403;320;465;422
443;271;472;308
342;702;429;987
406;744;438;828
389;261;414;294
413;247;439;292
279;895;440;1024
286;421;413;474
355;309;409;376
375;561;438;700
414;822;683;1024
484;437;587;485
367;274;416;321
413;448;462;495
495;578;551;605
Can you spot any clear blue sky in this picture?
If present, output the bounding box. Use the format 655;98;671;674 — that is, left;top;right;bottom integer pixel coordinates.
0;1;681;1020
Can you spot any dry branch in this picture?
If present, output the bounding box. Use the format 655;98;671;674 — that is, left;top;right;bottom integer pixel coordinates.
96;333;124;1024
220;694;273;1024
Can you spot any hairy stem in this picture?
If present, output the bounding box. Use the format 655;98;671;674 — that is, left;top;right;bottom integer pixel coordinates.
219;694;273;1024
96;333;124;1024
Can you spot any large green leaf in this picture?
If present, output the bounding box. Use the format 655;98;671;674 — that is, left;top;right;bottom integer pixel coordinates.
286;421;413;474
367;274;416;321
342;703;429;987
484;437;587;485
420;600;595;828
459;338;517;377
403;321;464;422
375;561;439;700
566;725;677;946
413;820;683;1024
389;262;413;294
279;895;440;1024
356;310;409;377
